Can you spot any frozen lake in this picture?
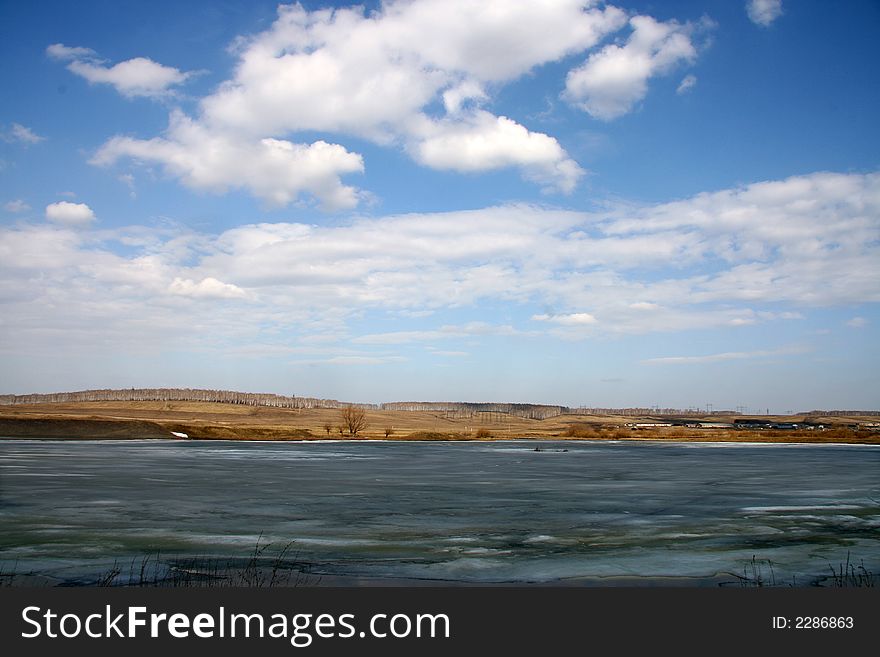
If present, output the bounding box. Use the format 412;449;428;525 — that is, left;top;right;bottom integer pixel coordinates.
1;439;878;585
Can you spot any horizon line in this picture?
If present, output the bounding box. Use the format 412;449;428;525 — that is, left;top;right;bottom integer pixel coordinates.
1;387;877;416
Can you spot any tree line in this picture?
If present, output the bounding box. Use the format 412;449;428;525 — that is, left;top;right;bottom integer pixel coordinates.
4;388;870;417
379;402;716;419
0;388;377;410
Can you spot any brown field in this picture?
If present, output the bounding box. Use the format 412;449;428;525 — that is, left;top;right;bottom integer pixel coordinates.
0;401;878;444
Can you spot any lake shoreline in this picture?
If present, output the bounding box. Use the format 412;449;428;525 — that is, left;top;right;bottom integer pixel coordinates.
3;435;880;447
1;406;878;444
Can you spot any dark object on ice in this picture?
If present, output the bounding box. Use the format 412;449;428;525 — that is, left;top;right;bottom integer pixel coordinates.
534;446;568;452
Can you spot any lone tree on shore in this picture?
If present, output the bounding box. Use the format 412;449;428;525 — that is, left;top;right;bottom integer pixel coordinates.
341;405;368;437
322;422;332;437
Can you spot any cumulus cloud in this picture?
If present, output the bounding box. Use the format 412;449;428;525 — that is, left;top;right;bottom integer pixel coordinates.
68;57;193;98
747;0;783;27
3;171;876;357
846;317;868;329
408;111;583;193
201;1;628;138
92;111;364;210
45;201;96;227
89;1;654;206
168;277;246;299
564;15;708;120
47;43;193;98
3;123;45;144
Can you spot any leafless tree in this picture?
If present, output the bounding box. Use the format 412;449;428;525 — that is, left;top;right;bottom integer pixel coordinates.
322;422;332;437
384;426;394;438
341;405;368;436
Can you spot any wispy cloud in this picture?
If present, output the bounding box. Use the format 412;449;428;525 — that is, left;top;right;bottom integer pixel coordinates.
0;171;877;358
353;323;520;345
324;356;403;366
4;199;30;213
641;344;810;365
428;350;469;358
3;123;45;145
676;74;697;95
747;0;783;27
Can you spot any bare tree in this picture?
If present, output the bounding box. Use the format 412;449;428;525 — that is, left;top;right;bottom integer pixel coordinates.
322;422;333;437
384;426;394;439
341;405;368;437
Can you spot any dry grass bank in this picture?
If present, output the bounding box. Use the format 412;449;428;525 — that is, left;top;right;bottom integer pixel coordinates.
0;401;877;443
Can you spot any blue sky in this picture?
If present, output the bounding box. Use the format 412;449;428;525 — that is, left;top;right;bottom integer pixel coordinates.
1;0;878;412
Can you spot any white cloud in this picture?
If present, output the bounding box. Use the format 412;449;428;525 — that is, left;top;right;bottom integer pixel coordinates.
201;1;628;138
48;43;193;98
1;171;876;358
846;316;868;329
353;330;451;345
90;1;645;206
68;57;193;98
409;111;583;193
747;0;783;27
353;322;520;345
564;15;707;120
46;43;97;60
532;312;598;326
118;173;136;198
323;356;402;366
380;0;628;83
44;201;96;227
168;277;246;300
92;110;364;210
4;199;30;213
642;344;808;365
441;80;487;114
676;74;697;95
3;123;45;144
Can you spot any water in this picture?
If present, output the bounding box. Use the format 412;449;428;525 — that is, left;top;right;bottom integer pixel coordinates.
1;439;878;585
